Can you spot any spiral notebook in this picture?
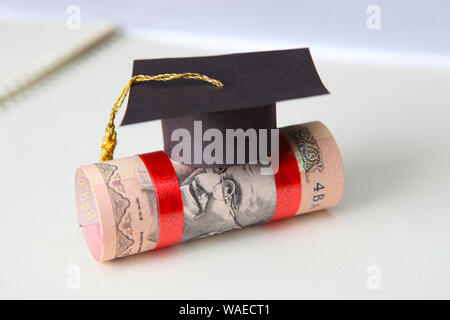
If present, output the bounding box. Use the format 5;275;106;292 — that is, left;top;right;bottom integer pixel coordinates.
0;20;115;103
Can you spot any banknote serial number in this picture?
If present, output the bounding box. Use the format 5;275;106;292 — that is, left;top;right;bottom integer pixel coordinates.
179;304;270;317
310;182;325;210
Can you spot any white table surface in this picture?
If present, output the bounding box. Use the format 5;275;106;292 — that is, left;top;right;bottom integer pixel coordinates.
1;29;449;299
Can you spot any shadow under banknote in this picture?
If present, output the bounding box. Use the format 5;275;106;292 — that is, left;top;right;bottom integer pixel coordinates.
101;209;333;267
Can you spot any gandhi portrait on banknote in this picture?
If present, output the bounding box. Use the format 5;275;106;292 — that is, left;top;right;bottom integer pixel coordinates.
178;165;276;241
136;162;276;243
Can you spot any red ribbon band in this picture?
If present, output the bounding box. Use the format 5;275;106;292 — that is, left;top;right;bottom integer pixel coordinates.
138;151;184;249
269;134;302;222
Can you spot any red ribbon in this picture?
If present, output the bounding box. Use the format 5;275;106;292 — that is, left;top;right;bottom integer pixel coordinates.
269;134;302;222
138;152;184;249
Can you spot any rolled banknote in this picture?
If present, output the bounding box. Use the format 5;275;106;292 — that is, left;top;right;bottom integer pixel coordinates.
75;121;344;261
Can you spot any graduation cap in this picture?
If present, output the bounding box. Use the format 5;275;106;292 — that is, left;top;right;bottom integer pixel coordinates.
121;48;328;167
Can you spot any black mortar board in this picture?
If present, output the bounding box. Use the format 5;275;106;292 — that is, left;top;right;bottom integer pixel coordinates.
121;48;328;167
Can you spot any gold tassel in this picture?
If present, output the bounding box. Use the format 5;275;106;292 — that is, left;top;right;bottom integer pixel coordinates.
99;73;224;162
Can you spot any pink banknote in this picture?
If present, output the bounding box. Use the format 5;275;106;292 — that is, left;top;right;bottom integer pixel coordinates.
75;121;344;261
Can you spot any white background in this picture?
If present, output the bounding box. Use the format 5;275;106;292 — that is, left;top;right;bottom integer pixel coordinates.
0;1;449;299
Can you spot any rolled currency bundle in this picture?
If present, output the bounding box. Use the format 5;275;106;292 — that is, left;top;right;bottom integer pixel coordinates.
75;121;344;261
